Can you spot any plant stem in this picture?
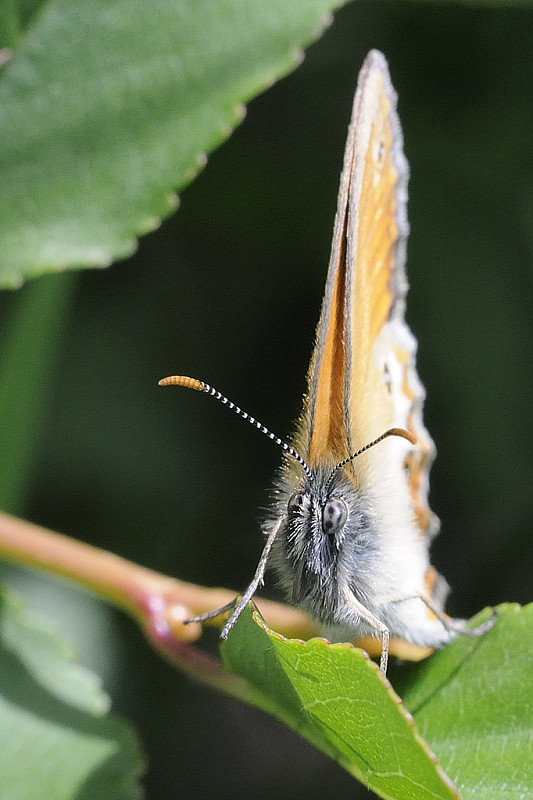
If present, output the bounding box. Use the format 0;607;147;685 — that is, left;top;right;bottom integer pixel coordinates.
0;511;317;696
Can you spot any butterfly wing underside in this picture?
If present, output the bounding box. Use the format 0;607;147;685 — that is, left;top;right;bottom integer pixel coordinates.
293;53;443;660
303;50;437;544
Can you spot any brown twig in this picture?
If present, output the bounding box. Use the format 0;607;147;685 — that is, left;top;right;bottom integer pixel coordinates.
0;511;321;695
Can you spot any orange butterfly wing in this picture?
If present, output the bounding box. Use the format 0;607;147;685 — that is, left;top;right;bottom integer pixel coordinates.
303;50;437;545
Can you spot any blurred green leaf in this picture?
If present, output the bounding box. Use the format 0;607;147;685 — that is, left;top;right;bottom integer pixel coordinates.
0;1;45;49
0;0;345;287
222;604;530;800
0;273;75;514
0;585;143;800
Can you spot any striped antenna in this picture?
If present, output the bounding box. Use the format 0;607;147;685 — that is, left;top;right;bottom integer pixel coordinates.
159;375;314;481
325;427;417;495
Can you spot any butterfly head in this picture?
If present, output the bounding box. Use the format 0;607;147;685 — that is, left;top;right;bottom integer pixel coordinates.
274;427;416;611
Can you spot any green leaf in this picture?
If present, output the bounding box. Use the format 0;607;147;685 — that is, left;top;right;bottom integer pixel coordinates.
402;604;533;800
0;585;143;800
0;0;345;287
222;605;460;800
222;604;531;800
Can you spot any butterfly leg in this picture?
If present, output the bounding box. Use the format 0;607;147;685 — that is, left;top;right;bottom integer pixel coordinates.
184;599;238;625
387;592;497;639
219;515;284;640
418;594;497;638
184;516;283;635
344;589;390;673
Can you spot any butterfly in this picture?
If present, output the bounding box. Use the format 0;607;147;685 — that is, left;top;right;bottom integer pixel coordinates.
160;50;495;673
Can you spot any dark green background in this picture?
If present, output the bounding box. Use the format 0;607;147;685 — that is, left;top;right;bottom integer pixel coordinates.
2;2;532;799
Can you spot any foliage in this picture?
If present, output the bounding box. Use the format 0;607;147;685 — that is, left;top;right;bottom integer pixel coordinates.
222;604;532;800
0;587;143;800
0;1;531;798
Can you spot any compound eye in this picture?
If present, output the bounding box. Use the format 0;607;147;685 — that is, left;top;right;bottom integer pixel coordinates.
288;492;305;516
322;497;348;535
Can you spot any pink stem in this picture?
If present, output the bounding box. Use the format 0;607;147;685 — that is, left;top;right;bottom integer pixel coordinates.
0;511;318;695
